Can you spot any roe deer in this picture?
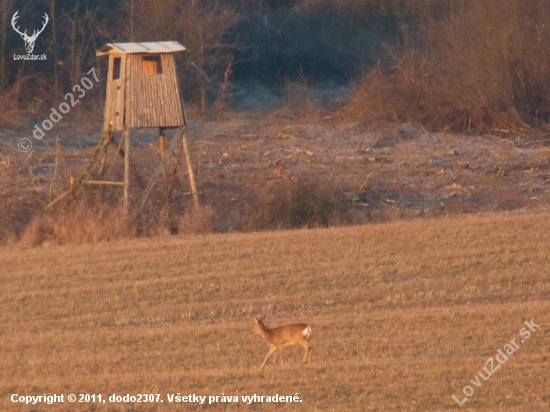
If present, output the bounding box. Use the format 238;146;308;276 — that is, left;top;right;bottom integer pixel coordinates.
252;316;312;371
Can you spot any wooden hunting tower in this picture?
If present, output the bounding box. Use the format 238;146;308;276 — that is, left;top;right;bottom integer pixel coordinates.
96;41;187;131
48;41;198;213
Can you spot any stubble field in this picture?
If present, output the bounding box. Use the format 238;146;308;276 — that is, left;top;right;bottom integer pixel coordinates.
1;210;549;411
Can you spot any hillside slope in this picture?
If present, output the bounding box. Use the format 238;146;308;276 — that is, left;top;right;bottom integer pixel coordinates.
1;211;549;411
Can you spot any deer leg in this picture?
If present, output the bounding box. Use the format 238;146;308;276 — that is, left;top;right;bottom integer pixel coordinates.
303;344;312;364
261;345;278;370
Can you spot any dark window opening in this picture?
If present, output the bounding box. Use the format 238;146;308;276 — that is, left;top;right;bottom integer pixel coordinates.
112;57;121;80
142;55;162;75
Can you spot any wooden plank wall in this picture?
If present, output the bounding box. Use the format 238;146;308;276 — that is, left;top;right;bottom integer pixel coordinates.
125;53;185;129
102;53;126;131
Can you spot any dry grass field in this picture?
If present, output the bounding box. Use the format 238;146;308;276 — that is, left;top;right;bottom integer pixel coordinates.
1;210;549;411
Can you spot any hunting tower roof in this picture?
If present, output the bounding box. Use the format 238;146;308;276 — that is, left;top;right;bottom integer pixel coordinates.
96;41;186;56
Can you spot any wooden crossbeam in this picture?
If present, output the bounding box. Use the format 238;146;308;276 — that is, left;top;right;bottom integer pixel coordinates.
64;129;114;207
51;124;198;215
110;135;145;189
134;126;194;216
134;126;203;216
83;180;125;186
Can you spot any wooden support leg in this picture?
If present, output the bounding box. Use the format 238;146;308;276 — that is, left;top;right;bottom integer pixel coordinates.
181;132;199;210
135;126;185;216
135;127;200;217
123;128;130;212
159;128;166;177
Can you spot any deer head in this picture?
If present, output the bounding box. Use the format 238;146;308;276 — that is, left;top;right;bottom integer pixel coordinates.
12;11;49;54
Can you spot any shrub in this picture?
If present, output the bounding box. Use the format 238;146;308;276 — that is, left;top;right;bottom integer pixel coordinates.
242;179;352;231
346;0;550;133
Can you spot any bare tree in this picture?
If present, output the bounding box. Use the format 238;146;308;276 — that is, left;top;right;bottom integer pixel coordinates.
121;0;241;113
0;0;14;88
61;4;99;90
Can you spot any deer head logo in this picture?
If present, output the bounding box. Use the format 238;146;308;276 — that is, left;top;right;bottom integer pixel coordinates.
11;11;49;54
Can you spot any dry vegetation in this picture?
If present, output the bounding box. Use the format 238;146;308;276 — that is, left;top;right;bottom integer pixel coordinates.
2;112;550;246
344;0;550;133
1;211;549;411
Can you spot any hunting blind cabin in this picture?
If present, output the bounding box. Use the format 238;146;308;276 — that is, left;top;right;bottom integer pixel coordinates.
49;41;198;214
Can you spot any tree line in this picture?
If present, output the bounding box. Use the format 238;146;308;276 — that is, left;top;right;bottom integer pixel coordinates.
1;0;549;131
